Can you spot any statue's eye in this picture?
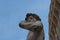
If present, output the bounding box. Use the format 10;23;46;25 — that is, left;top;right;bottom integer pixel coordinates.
30;17;33;19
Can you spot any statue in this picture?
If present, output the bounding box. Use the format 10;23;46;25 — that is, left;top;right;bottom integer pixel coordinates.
19;13;44;40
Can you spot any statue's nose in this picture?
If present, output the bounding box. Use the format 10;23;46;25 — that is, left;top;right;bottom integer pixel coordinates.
19;23;22;27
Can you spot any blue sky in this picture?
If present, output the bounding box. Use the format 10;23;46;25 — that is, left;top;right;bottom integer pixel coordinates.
0;0;50;40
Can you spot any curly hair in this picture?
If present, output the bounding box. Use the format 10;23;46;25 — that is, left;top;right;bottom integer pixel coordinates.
25;13;41;21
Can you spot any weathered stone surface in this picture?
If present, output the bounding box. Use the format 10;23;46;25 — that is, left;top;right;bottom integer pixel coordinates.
19;13;44;40
49;0;60;40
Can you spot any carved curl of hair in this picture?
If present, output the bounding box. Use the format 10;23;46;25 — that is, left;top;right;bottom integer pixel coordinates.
25;13;41;21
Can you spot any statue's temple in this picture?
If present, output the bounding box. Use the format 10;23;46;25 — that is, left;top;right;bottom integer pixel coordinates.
49;0;60;40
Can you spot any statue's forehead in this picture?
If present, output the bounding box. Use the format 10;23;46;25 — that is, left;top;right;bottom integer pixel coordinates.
28;16;36;19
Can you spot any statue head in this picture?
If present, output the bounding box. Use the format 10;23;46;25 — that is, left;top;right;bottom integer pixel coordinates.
25;13;41;22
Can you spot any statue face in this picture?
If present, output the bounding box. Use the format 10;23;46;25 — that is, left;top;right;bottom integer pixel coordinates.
26;16;36;22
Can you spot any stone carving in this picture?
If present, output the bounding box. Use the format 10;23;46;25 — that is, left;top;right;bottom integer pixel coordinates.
19;13;44;40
